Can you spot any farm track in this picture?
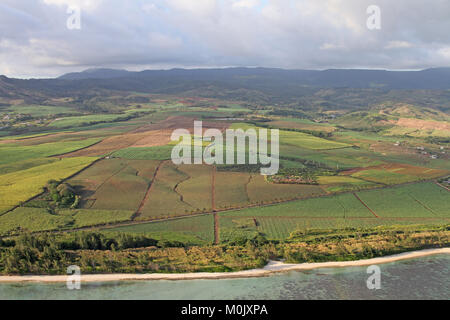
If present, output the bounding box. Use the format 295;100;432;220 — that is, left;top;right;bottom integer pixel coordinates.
91;163;128;194
409;195;436;215
50;139;104;158
17;197;450;238
221;215;448;221
172;166;194;207
132;160;165;220
352;192;379;218
435;182;450;192
243;174;252;202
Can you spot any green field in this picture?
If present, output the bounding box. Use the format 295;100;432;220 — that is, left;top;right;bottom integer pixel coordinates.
113;146;173;160
176;165;212;211
107;214;215;245
0;138;100;165
356;182;450;218
48;113;138;128
0;207;134;235
6;105;80;117
0;157;96;214
215;172;251;208
221;192;374;219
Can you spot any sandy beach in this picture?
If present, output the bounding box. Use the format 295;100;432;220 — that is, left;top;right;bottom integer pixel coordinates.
0;247;448;283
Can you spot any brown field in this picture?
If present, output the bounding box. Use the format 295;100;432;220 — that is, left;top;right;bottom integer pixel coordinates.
138;161;193;220
215;171;251;209
68;158;160;211
393;118;450;132
61;130;171;157
247;175;326;203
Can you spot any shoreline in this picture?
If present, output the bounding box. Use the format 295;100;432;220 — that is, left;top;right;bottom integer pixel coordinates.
0;247;448;283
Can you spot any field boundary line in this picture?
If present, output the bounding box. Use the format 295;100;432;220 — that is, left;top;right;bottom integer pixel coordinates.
91;162;128;193
50;139;104;158
132;160;165;220
173;166;194;207
352;192;379;218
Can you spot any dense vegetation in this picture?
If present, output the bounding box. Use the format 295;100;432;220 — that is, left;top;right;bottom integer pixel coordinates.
0;224;448;275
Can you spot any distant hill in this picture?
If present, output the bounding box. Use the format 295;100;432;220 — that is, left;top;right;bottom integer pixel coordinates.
1;67;450;110
54;67;450;89
59;68;133;80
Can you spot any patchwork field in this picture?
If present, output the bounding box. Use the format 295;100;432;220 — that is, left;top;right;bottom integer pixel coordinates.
1;101;449;247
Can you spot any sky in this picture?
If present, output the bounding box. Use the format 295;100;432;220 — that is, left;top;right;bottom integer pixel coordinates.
1;0;450;78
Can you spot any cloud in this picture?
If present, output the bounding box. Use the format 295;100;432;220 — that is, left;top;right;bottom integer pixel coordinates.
42;0;103;12
0;0;450;77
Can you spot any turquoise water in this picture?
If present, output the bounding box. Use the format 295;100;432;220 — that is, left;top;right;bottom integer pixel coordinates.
1;255;449;300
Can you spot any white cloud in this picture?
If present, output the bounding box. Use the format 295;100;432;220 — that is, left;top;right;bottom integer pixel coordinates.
232;0;260;9
1;0;450;77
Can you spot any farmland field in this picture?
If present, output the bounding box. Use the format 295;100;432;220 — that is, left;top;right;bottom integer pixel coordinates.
0;138;100;165
356;182;450;218
1;91;449;268
48;113;139;128
246;175;325;203
317;175;378;193
0;157;96;214
113;146;173;160
107;214;215;245
138;161;193;219
68;158;160;211
215;171;251;208
176;165;212;211
0;207;134;235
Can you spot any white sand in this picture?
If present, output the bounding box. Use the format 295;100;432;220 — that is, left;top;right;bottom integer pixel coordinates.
0;247;448;283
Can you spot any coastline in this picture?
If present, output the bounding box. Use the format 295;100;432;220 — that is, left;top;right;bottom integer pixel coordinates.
0;247;448;283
